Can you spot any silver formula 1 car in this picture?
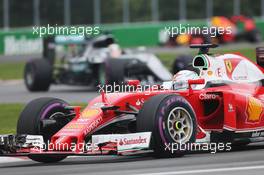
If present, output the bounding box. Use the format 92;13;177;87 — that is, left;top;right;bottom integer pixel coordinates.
24;34;172;91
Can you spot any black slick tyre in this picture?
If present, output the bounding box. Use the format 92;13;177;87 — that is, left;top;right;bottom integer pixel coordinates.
24;59;52;92
137;94;197;158
17;97;71;163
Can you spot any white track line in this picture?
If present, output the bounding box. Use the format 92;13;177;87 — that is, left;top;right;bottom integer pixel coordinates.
0;79;22;85
0;157;27;163
135;165;264;175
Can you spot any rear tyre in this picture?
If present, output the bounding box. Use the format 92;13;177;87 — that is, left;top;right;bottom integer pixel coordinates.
17;97;71;163
104;58;126;85
247;29;262;43
137;94;197;158
172;55;195;74
24;59;52;92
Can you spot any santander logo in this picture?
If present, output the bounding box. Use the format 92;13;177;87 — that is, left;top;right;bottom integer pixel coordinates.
119;136;147;146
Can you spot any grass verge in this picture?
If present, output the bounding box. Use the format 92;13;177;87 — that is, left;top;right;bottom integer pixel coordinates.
0;61;25;80
0;103;24;134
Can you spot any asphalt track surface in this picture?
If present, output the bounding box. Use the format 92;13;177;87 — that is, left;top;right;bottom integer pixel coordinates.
0;54;41;63
0;143;264;175
0;80;98;103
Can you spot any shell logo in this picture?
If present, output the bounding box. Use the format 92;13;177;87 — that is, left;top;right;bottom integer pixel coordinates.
66;123;85;129
247;97;263;123
207;70;213;76
81;109;100;118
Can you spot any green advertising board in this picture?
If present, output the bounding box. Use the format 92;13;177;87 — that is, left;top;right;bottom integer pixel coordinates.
0;29;42;56
0;19;264;56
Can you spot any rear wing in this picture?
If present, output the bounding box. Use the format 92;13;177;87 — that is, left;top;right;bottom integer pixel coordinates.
190;43;218;54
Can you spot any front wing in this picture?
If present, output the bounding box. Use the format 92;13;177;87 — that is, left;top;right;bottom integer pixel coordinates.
0;132;152;157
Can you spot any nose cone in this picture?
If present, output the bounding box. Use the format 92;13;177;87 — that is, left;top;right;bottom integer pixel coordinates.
50;136;72;151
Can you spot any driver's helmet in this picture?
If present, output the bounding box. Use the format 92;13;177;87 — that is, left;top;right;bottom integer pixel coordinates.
172;70;199;90
108;43;122;58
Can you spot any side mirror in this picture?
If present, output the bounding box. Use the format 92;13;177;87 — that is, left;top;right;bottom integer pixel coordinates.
256;47;264;68
188;79;205;85
188;79;205;95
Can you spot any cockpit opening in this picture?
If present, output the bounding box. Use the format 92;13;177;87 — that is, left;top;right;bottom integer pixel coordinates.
193;55;208;70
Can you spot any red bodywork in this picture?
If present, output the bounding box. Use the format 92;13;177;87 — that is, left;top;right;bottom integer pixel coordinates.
8;51;264;156
47;68;264;154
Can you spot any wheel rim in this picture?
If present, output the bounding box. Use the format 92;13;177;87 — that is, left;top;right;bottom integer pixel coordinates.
48;112;65;120
99;65;106;85
255;33;261;41
39;104;69;142
166;107;193;143
26;68;34;86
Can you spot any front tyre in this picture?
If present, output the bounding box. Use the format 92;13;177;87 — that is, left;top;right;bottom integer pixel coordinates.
17;97;71;163
137;94;197;158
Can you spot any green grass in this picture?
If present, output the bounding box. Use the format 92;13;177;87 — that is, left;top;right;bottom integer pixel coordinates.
0;103;24;134
212;48;256;61
0;61;25;80
158;48;256;69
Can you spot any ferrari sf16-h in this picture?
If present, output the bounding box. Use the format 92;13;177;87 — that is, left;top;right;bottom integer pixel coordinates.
1;44;264;162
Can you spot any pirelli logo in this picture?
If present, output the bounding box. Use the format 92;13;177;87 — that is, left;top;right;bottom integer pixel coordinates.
247;97;263;123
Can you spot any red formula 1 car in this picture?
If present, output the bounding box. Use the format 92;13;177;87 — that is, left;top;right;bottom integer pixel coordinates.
211;15;262;43
160;15;261;46
1;44;264;162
